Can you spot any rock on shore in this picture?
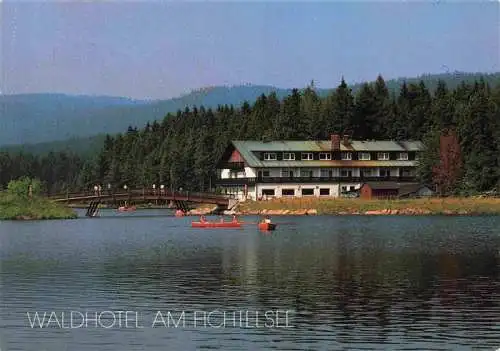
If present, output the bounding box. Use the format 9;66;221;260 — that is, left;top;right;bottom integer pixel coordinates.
237;209;318;215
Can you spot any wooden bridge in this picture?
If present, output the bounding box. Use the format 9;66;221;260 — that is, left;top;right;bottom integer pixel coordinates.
49;189;238;217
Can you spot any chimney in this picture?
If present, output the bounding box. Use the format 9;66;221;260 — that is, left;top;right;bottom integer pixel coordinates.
331;134;341;151
342;135;350;146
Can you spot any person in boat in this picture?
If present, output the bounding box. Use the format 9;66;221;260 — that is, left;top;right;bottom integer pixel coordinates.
232;215;238;223
220;216;224;223
263;215;272;224
200;215;207;223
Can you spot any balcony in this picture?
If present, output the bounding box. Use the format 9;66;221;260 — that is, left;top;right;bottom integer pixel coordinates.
215;176;417;185
214;177;257;185
218;162;245;170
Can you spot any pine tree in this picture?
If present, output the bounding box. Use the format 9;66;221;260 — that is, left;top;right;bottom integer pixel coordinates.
407;81;432;139
353;83;378;139
372;75;393;139
458;87;498;192
430;80;455;130
272;89;300;139
325;78;355;136
301;83;323;139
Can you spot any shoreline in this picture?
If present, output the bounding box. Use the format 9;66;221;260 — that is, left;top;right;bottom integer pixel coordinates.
5;197;500;220
232;197;500;216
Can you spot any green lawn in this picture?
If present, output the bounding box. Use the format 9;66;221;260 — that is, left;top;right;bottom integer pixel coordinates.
237;197;500;215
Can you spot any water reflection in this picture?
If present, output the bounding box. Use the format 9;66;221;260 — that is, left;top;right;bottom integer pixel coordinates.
0;215;499;350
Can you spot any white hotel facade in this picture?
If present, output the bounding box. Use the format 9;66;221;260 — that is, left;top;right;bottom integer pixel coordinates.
215;134;423;200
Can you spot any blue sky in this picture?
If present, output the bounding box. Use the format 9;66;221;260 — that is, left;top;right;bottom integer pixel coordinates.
2;1;499;99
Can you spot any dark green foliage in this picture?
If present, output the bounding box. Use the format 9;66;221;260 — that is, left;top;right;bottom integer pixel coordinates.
0;150;83;194
353;83;378;139
417;129;440;185
1;73;499;195
324;78;355;136
457;83;499;193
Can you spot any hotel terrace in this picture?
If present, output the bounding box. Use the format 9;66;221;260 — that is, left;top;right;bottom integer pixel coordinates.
215;134;423;200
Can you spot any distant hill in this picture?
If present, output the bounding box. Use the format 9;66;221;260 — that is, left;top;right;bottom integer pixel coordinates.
0;94;150;146
1;135;107;158
1;72;499;152
373;71;500;95
0;86;303;146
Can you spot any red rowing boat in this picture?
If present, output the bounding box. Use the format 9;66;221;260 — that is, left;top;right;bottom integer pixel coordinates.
192;221;242;228
118;206;136;212
258;222;277;231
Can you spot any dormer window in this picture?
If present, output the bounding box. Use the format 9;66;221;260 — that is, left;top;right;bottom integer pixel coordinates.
319;152;331;160
283;152;295;161
377;152;389;160
341;152;352;160
264;152;277;161
358;152;371;160
301;152;313;160
397;152;408;161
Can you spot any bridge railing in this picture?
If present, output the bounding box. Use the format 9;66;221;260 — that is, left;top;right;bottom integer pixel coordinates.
48;188;235;201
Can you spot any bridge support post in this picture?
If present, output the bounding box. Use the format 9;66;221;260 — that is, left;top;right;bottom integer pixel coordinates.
85;200;101;217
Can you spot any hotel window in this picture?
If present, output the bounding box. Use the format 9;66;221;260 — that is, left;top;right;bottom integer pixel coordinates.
282;189;295;196
319;188;330;196
262;189;275;196
380;168;390;177
415;152;421;161
281;169;291;177
301;188;314;196
300;169;313;177
340;169;352;177
397;152;408;160
264;152;277;161
283;152;295;161
362;169;373;177
341;152;352;160
301;152;314;160
401;168;413;177
320;169;330;177
377;152;390;160
262;170;270;177
359;152;371;160
319;152;331;160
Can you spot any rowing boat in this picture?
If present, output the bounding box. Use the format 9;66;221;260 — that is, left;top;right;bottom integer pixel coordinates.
258;222;277;231
118;206;136;212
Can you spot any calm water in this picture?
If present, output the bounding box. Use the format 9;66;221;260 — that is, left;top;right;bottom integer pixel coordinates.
1;210;499;350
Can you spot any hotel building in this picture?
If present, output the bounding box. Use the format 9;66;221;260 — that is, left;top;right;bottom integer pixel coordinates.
215;134;422;200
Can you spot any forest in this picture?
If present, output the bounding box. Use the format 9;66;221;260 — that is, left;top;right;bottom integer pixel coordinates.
1;74;499;196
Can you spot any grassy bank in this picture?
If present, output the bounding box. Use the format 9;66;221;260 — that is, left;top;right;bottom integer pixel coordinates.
236;197;500;216
0;193;77;220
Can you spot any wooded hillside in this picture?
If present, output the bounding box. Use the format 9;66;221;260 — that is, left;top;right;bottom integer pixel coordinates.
1;74;499;195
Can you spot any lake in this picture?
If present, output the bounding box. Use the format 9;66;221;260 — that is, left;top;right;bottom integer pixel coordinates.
1;210;499;350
